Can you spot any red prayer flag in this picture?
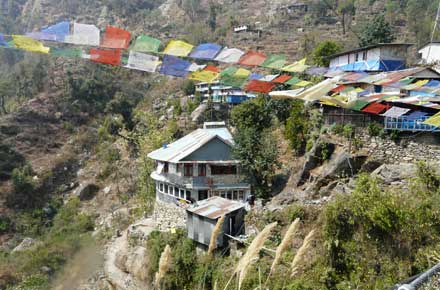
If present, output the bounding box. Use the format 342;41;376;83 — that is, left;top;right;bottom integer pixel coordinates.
361;102;389;115
238;51;267;66
101;26;131;49
90;48;122;66
244;80;276;93
204;65;220;73
272;75;292;84
331;85;347;93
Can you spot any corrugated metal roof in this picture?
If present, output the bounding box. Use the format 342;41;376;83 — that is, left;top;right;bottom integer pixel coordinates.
147;127;234;162
187;196;245;219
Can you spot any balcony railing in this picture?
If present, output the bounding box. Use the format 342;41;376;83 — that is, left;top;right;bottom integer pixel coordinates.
384;116;440;132
155;173;248;188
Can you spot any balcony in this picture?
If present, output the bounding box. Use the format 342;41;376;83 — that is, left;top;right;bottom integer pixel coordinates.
151;172;249;189
384;116;440;132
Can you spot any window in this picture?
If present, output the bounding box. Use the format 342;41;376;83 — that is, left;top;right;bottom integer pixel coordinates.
238;190;244;200
198;164;206;176
159;183;164;192
233;191;238;200
184;164;193;176
164;162;169;174
362;51;367;60
186;190;191;200
227;191;232;200
220;191;226;198
211;165;237;175
164;184;169;194
174;187;179;197
180;189;185;199
355;53;359;62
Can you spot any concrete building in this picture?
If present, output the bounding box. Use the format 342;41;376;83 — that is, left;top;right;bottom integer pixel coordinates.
148;122;251;205
195;82;255;105
186;196;246;248
418;42;440;65
329;43;412;72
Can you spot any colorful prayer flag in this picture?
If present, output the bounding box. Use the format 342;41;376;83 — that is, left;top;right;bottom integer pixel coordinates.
125;51;160;73
295;80;312;87
272;75;292;84
214;47;245;63
11;35;50;54
220;67;238;77
159;54;191;77
89;48;121;66
189;43;222;60
261;54;286;69
101;26;131;49
132;35;161;53
234;68;251;78
0;34;7;46
189;70;219;83
423;112;440;127
163;40;194;57
259;74;279;82
238;51;267;66
244;80;276;93
282;58;309;72
50;47;83;58
188;63;207;72
204;65;220;73
220;75;247;87
42;21;70;41
65;23;100;46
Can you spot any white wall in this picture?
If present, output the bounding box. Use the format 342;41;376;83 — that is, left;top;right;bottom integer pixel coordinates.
419;44;440;64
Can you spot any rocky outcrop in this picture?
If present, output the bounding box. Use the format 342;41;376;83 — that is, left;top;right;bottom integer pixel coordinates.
152;200;187;231
12;237;41;253
75;183;100;201
371;163;418;185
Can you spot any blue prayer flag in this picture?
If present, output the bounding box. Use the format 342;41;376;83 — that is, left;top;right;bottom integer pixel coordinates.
0;34;7;46
159;55;191;78
189;43;222;60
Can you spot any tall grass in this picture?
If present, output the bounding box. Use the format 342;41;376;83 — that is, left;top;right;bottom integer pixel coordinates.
208;215;225;256
155;244;172;290
291;229;316;277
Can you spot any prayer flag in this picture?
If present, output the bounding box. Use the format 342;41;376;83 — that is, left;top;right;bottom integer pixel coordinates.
125;51;160;73
163;40;194;57
261;54;287;69
0;34;7;46
220;67;238;77
220;75;247;87
65;23;100;46
282;58;309;72
259;74;279;82
381;107;411;118
188;63;207;72
234;68;251;78
159;54;191;77
204;65;220;73
42;21;70;41
89;48;121;65
189;43;222;60
272;75;292;83
132;35;161;53
244;80;276;93
249;73;264;80
214;47;245;63
361;103;389;115
101;26;131;49
189;70;219;83
423;112;440;127
50;47;83;58
238;51;267;66
295;80;312;87
12;35;50;54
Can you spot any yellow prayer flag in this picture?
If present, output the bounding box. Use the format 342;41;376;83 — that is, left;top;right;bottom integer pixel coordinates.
12;35;50;54
423;112;440;127
295;80;312;87
233;68;251;78
189;70;219;83
282;58;309;73
162;40;194;57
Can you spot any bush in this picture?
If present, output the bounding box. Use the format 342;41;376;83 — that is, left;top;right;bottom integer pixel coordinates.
367;122;383;137
284;100;308;153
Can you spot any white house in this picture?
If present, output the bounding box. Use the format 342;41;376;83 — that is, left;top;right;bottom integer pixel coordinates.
329;43;412;72
148;122;251;205
418;42;440;65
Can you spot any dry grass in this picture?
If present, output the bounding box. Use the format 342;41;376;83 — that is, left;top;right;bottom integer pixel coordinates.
155;244;172;289
235;222;277;290
291;229;316;277
268;218;300;279
208;215;225;256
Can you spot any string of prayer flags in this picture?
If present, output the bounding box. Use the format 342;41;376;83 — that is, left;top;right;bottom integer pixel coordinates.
261;54;287;70
282;58;309;73
50;47;83;58
189;70;219;83
101;26;131;49
89;48;121;66
159;55;191;77
27;21;70;42
163;40;194;57
65;23;100;46
125;51;160;73
214;47;245;63
189;43;222;60
131;35;161;53
11;35;50;54
244;80;276;93
238;51;267;67
0;34;7;46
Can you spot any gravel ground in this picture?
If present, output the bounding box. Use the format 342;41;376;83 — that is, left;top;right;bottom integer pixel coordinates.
421;273;440;289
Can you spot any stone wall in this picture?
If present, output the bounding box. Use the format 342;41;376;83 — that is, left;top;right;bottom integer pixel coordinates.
359;133;440;164
151;200;187;232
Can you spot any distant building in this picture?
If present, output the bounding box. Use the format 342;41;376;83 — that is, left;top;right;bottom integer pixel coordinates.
148;122;251;205
329;43;413;72
278;2;308;15
418;42;440;64
186;196;245;248
195;82;255;105
234;25;249;33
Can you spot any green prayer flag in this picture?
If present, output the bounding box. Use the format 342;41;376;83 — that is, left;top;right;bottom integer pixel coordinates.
261;54;287;69
285;77;301;86
132;35;161;53
220;66;238;77
349;100;370;111
220;75;247;88
51;47;82;58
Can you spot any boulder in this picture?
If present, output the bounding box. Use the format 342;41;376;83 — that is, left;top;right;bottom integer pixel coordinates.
125;246;149;281
74;183;99;201
12;237;40;253
114;250;128;273
372;163;418;184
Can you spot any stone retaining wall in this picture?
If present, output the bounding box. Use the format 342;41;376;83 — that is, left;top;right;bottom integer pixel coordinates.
151;200;187;232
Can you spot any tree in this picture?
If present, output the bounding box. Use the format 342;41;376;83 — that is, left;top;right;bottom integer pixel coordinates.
312;40;342;67
337;0;356;35
208;2;217;32
182;80;196;96
284;100;308;153
231;97;279;198
359;14;395;47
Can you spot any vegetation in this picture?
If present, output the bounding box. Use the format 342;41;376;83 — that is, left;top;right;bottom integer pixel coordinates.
359;14;395;47
312;40;342;67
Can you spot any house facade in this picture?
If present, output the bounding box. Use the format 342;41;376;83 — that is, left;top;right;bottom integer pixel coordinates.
418;42;440;65
195;82;255;105
329;43;412;72
148;122;251;205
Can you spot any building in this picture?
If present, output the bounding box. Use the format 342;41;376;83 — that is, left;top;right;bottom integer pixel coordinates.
195;82;255;105
186;196;246;248
148;122;251;205
418;42;440;64
329;43;413;72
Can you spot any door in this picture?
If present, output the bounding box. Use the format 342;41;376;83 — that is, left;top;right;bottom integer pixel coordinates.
198;190;208;200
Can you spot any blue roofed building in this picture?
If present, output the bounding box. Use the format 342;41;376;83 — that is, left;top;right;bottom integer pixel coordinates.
148;122;251;205
329;43;413;72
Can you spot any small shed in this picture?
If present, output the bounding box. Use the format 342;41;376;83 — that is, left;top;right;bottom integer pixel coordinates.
186;197;246;248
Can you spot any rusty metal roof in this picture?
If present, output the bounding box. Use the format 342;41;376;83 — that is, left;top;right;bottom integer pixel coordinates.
186;196;245;219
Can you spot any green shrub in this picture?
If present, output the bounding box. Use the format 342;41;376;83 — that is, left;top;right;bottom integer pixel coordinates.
367;122;383;137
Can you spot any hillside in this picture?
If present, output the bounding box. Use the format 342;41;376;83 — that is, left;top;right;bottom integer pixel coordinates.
1;0;440;289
